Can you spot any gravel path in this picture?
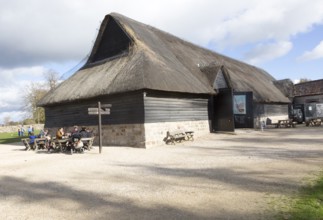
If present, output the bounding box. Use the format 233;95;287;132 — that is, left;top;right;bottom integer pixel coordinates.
0;125;323;220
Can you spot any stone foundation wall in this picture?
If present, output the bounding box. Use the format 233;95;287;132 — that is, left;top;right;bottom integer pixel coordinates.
144;120;210;148
100;124;145;148
95;121;210;148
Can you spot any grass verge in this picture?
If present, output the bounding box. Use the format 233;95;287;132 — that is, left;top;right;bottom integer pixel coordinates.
0;130;40;144
0;132;27;144
278;172;323;220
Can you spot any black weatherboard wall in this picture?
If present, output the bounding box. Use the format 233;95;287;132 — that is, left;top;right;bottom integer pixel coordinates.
44;90;209;128
144;90;209;123
44;91;144;128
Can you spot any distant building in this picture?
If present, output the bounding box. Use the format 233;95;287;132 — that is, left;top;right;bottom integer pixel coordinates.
38;13;290;147
293;79;323;104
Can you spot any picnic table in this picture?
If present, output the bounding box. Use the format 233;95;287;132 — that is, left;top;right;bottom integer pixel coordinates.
51;137;70;152
34;138;48;150
164;130;194;145
305;118;322;126
275;119;296;128
52;136;95;152
22;137;49;151
22;135;95;153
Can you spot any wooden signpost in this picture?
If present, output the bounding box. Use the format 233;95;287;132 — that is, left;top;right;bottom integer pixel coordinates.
88;102;111;154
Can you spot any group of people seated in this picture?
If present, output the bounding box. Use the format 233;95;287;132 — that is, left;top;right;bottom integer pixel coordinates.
56;126;93;152
56;126;92;139
27;126;93;153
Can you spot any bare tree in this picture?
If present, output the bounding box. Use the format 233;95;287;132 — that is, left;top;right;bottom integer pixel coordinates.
43;69;60;90
22;69;61;124
23;82;48;123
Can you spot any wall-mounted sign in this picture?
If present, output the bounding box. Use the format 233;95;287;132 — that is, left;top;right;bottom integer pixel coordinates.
233;95;246;114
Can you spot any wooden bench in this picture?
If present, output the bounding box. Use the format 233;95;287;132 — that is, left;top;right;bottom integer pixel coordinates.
22;138;32;151
34;138;48;150
81;137;95;150
51;138;70;152
22;138;50;151
164;130;194;145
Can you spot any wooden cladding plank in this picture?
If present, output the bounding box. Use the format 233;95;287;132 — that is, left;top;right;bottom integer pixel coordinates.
264;104;288;116
144;95;209;123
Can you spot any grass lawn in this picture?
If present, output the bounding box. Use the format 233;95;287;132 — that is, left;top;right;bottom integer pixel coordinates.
278;172;323;220
0;132;25;144
0;130;41;144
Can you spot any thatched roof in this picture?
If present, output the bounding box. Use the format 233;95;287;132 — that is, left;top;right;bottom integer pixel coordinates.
39;12;289;106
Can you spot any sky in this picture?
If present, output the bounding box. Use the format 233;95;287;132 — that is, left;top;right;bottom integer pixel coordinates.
1;0;323;124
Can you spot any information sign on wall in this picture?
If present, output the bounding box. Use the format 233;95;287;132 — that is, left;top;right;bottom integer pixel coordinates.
233;95;246;114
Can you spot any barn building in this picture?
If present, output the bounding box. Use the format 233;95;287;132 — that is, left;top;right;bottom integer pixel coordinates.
38;13;290;147
293;79;323;104
293;79;323;121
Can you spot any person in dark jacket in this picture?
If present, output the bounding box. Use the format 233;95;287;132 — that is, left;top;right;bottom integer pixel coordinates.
79;126;91;138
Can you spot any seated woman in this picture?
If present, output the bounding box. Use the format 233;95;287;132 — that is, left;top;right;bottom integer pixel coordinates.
56;127;65;139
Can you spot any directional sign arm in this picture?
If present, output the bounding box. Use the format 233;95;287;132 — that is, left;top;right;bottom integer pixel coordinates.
88;107;110;115
101;104;112;108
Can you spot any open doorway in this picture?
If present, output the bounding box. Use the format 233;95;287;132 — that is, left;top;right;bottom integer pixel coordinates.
211;88;234;132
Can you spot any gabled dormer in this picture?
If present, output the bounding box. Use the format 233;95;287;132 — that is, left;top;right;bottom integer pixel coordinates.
213;68;228;90
87;15;133;64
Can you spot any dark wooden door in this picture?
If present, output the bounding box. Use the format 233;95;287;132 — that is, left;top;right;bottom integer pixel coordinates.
212;88;234;132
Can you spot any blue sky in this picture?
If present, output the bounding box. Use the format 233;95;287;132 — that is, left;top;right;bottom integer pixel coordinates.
0;0;323;123
219;23;323;80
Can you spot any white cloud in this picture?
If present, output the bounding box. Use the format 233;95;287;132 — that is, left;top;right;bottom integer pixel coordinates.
207;0;323;49
0;86;26;123
298;40;323;61
0;66;46;123
1;66;46;84
1;0;323;68
243;41;293;65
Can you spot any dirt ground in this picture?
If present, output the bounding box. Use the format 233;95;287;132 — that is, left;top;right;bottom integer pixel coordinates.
0;125;323;220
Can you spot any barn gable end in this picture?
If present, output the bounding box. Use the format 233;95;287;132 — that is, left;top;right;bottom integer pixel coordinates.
88;16;132;64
